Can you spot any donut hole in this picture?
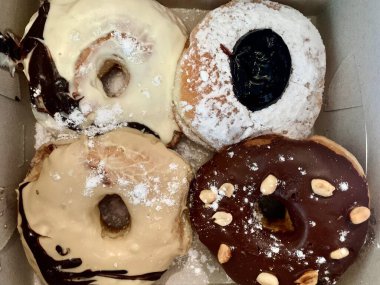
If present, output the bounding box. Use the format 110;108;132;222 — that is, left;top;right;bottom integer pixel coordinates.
258;196;294;233
98;60;130;98
98;194;131;237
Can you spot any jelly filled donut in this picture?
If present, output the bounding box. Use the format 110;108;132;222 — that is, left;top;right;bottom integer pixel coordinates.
2;0;187;145
174;0;326;150
17;128;193;285
189;135;370;285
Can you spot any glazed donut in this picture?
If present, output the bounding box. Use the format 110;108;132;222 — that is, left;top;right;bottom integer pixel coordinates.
189;135;370;285
15;0;187;144
17;128;193;285
173;0;326;150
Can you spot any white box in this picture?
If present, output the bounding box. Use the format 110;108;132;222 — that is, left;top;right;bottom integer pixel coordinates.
0;0;379;284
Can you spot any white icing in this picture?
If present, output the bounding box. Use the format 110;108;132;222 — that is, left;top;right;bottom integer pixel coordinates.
24;0;188;144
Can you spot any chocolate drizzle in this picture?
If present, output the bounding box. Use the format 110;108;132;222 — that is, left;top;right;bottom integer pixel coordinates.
20;1;82;128
189;135;369;285
0;31;21;66
229;29;291;112
56;245;70;256
18;182;165;284
127;122;160;139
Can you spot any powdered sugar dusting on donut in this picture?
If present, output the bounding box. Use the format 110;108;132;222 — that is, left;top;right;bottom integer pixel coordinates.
175;0;326;150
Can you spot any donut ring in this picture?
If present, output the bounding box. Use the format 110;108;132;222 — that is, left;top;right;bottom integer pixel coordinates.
21;0;187;145
189;135;370;285
17;128;193;285
174;0;326;150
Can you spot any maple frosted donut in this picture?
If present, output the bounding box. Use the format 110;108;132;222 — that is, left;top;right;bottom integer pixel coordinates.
3;0;187;144
174;0;326;150
189;135;370;285
17;128;193;285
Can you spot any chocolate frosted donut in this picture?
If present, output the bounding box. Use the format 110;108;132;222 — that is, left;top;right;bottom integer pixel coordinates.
2;0;187;145
17;128;193;285
189;135;370;285
174;0;326;150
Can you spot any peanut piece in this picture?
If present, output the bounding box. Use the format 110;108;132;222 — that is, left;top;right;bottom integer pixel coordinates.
311;179;335;197
220;183;235;197
330;248;349;259
217;244;231;264
260;174;278;195
295;270;318;285
350;206;371;224
256;272;279;285
199;189;217;204
212;211;233;226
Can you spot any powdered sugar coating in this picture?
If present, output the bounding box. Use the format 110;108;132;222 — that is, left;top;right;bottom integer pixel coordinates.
174;0;326;150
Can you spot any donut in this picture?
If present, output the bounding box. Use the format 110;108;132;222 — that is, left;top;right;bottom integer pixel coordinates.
17;128;193;285
6;0;187;145
189;135;370;285
173;0;326;150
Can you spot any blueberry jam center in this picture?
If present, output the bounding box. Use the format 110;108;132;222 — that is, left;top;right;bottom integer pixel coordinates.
230;29;291;112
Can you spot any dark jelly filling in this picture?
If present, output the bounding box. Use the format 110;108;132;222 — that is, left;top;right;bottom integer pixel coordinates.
229;29;291;112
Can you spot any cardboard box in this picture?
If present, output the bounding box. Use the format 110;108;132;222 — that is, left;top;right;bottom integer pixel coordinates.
0;0;379;284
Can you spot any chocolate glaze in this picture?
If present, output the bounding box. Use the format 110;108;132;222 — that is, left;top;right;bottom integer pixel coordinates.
20;1;82;128
230;29;291;112
0;31;21;63
56;245;70;256
127;122;160;139
189;135;369;285
18;182;165;284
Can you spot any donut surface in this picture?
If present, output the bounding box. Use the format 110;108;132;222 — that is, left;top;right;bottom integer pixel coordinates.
21;0;187;144
189;135;369;285
174;0;326;150
17;128;193;285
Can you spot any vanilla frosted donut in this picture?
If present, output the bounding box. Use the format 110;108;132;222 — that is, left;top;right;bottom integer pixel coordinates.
17;128;193;285
174;0;326;150
19;0;187;144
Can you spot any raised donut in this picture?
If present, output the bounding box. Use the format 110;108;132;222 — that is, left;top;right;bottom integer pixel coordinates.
10;0;187;145
17;128;193;285
173;0;326;150
189;135;370;285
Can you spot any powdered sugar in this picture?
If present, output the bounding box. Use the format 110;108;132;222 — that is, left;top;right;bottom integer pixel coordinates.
316;256;326;264
175;0;325;150
339;181;349;191
112;31;153;64
128;183;149;205
339;230;349;242
152;75;162;86
93;103;123;127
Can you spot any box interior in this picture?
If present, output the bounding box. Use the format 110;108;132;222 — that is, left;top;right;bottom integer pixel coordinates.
1;0;379;284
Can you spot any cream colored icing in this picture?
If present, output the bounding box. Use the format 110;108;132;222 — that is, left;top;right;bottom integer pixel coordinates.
18;128;193;285
23;0;187;144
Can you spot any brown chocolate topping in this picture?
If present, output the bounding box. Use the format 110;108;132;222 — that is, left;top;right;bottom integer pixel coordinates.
189;135;369;285
99;194;131;232
18;182;165;284
0;31;21;62
20;1;82;128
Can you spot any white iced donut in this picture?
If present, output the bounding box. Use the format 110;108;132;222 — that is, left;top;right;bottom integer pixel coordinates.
173;0;326;150
21;0;187;145
17;128;193;285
